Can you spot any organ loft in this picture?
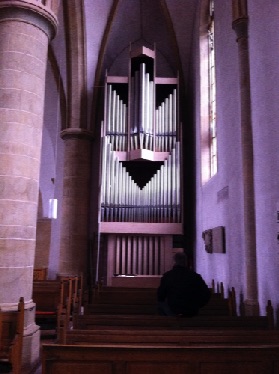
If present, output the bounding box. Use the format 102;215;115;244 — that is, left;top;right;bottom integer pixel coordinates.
96;46;183;287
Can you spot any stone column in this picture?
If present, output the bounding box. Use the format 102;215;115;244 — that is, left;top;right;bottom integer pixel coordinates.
232;0;259;316
59;128;93;278
0;1;58;371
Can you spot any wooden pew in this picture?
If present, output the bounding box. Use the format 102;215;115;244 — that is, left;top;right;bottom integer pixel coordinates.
88;285;231;316
0;297;24;374
65;327;279;346
33;279;74;336
73;313;272;330
33;280;63;330
33;267;48;280
57;274;84;315
92;287;157;305
85;303;158;315
42;343;279;374
84;296;230;316
56;276;84;341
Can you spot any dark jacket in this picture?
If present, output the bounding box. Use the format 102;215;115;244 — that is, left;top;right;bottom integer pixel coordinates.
157;265;211;317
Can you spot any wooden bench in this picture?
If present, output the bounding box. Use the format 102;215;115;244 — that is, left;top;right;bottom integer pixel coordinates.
57;274;84;315
33;280;63;330
42;343;279;374
84;296;230;316
64;327;279;346
73;313;272;330
0;297;24;374
88;285;231;316
33;280;73;333
33;267;48;280
92;287;157;304
85;303;158;315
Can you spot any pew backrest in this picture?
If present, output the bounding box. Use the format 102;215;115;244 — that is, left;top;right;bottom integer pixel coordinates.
0;297;24;374
65;327;279;346
33;267;48;280
73;313;272;330
33;280;62;314
42;343;279;374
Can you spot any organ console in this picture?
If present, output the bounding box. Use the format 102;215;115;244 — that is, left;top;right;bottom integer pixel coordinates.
97;45;183;286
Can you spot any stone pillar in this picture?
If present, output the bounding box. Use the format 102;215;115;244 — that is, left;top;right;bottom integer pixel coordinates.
232;0;259;316
59;128;93;278
0;1;58;371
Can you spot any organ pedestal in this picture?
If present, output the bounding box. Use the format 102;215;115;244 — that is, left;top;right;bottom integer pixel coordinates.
98;45;183;287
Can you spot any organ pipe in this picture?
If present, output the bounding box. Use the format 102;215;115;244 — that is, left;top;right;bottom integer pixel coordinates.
100;141;181;223
100;51;182;225
97;48;184;284
106;67;177;153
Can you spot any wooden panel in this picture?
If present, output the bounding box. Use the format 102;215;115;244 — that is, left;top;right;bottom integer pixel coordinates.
100;222;183;235
46;362;113;374
199;362;267;374
42;344;279;374
110;275;161;288
66;328;279;346
127;362;192;374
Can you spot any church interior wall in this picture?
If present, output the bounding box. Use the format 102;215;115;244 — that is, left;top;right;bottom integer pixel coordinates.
193;0;279;316
248;0;279;316
192;0;245;305
34;0;279;318
37;60;64;279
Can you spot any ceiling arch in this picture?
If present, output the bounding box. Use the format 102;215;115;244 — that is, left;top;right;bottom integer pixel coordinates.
87;0;198;131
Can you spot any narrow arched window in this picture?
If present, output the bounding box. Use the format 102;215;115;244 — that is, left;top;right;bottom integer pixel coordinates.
208;0;217;177
200;0;217;183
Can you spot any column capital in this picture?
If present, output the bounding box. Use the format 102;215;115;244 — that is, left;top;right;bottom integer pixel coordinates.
60;128;94;141
232;0;248;41
0;0;58;39
232;0;247;22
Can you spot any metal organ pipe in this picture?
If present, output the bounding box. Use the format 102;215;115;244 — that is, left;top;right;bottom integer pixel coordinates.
155;89;177;152
100;140;181;223
101;62;180;224
107;64;177;152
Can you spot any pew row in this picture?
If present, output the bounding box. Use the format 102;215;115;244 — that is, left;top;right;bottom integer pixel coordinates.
0;297;24;374
88;285;231;316
85;295;231;316
56;274;84;315
33;275;83;320
73;313;273;330
32;280;64;331
42;343;279;374
92;287;157;304
64;327;279;346
33;267;48;280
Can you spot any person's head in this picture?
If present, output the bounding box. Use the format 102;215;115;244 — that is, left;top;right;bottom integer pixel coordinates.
173;252;187;267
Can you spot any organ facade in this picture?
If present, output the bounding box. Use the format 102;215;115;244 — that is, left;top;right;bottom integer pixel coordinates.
97;46;183;287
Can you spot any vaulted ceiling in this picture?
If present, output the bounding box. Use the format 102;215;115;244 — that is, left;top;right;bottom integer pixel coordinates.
83;0;199;129
52;0;200;132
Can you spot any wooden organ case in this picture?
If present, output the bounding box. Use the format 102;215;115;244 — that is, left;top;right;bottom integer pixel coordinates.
98;46;183;287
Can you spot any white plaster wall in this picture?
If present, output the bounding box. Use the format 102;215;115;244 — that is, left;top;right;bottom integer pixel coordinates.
39;60;64;279
194;0;279;317
193;0;245;303
39;5;66;279
248;0;279;316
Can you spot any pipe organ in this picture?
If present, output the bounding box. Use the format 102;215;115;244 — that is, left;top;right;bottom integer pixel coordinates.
98;46;183;287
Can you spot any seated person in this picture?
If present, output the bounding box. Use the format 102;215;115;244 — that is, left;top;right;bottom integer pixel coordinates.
157;252;211;317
